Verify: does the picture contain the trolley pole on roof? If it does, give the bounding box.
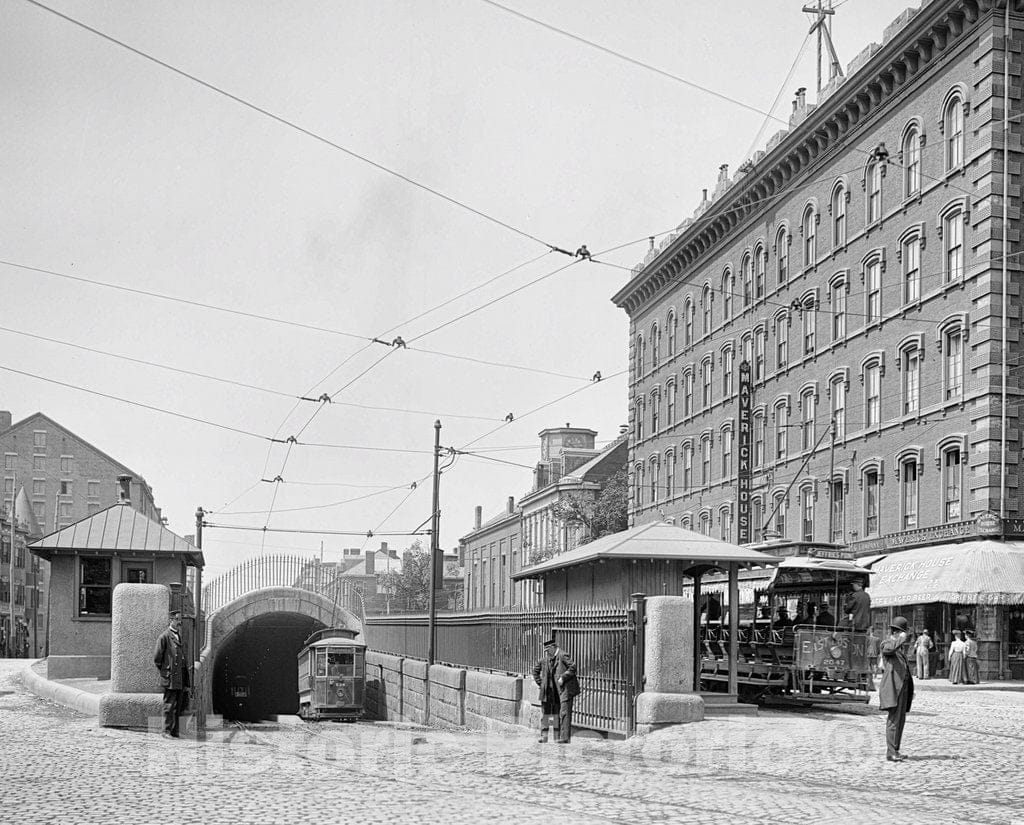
[427,420,442,668]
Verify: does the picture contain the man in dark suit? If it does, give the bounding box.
[879,616,915,762]
[153,610,190,739]
[532,637,580,743]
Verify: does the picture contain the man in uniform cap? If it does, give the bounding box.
[153,610,190,739]
[878,616,915,762]
[531,636,579,743]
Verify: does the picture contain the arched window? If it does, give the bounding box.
[774,399,788,460]
[649,455,660,504]
[753,409,766,468]
[754,327,766,380]
[722,269,734,321]
[681,441,693,491]
[684,298,694,346]
[939,441,963,521]
[826,273,846,341]
[719,505,733,542]
[667,309,677,356]
[666,379,677,424]
[700,433,712,486]
[633,463,645,509]
[720,424,734,477]
[650,322,660,368]
[771,491,788,538]
[800,388,816,450]
[721,344,735,397]
[801,294,817,355]
[942,205,965,283]
[866,158,883,223]
[862,355,884,428]
[799,484,815,541]
[635,334,645,377]
[776,226,789,284]
[900,227,922,303]
[831,182,847,246]
[682,367,694,418]
[944,93,964,170]
[701,284,712,336]
[634,398,645,441]
[741,253,753,307]
[829,476,845,543]
[774,312,789,371]
[864,252,884,324]
[665,450,676,499]
[701,357,713,408]
[903,123,921,197]
[650,388,660,434]
[899,339,922,416]
[698,510,712,536]
[863,466,881,537]
[829,372,847,440]
[940,320,965,401]
[754,244,766,299]
[802,205,817,268]
[898,453,921,529]
[751,495,764,543]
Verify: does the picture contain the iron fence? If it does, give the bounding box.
[201,554,364,620]
[364,598,645,735]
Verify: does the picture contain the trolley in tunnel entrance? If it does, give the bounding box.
[297,628,366,721]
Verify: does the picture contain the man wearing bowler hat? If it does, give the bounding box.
[878,616,915,762]
[532,636,579,743]
[153,610,190,739]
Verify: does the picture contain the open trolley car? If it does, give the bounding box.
[297,627,366,721]
[701,557,874,705]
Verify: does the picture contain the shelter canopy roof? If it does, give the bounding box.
[28,501,204,566]
[512,520,780,581]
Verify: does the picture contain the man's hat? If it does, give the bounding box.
[889,616,909,632]
[169,610,182,619]
[542,637,556,647]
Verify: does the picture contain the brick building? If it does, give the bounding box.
[1,488,43,657]
[460,427,628,609]
[1,411,161,530]
[613,1,1024,675]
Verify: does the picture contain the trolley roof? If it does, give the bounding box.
[302,627,366,649]
[767,556,871,592]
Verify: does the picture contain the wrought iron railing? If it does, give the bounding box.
[364,600,643,734]
[201,554,364,620]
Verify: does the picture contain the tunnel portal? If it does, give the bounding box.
[212,612,323,721]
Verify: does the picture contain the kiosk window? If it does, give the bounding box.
[79,557,112,616]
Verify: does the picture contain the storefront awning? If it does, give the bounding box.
[862,540,1024,607]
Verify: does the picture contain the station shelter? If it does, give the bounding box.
[29,498,204,679]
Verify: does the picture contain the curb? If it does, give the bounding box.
[19,662,102,717]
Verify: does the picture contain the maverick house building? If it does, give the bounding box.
[613,1,1024,678]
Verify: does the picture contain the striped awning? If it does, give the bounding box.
[863,540,1024,607]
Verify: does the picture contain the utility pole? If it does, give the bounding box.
[8,471,16,658]
[802,0,842,96]
[826,418,837,543]
[194,506,205,735]
[427,420,442,667]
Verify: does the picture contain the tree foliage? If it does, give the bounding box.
[552,467,629,545]
[376,541,432,611]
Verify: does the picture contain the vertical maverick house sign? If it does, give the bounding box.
[737,359,752,543]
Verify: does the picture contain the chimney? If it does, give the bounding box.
[619,424,629,435]
[117,474,132,504]
[507,496,515,515]
[474,505,482,529]
[797,86,806,107]
[566,422,571,428]
[701,188,708,203]
[648,236,655,252]
[365,550,375,575]
[0,410,11,431]
[379,540,389,555]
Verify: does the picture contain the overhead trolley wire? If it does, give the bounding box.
[24,0,560,252]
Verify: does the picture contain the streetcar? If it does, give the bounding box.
[700,557,875,705]
[297,627,367,721]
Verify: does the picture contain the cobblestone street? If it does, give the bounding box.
[2,660,1022,825]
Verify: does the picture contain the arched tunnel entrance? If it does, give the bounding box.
[212,612,325,721]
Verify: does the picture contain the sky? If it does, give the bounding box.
[1,0,914,579]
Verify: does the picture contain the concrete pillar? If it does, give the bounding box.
[635,595,704,733]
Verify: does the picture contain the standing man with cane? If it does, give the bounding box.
[153,610,190,739]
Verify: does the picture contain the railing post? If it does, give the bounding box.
[629,593,646,736]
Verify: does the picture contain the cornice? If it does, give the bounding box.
[612,0,1005,318]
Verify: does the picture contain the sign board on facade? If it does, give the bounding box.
[850,516,1024,555]
[737,360,752,544]
[806,544,855,561]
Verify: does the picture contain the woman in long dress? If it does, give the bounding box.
[947,629,967,684]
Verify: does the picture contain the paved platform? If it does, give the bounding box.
[3,658,1022,824]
